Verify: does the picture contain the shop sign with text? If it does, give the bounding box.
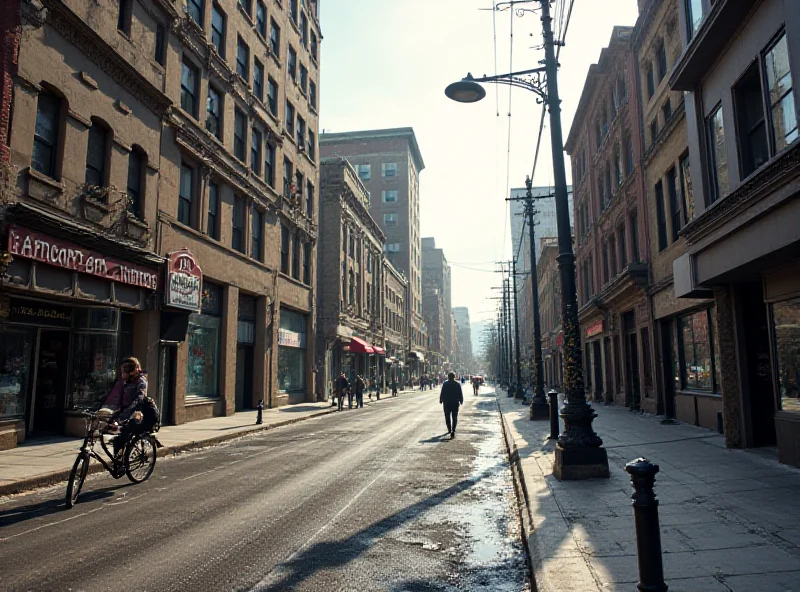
[585,320,604,339]
[166,249,203,312]
[7,225,159,290]
[278,329,306,348]
[9,298,72,327]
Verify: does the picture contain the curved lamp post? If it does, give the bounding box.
[444,0,608,480]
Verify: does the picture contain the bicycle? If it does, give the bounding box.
[65,410,161,509]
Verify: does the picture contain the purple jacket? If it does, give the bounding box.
[117,373,148,422]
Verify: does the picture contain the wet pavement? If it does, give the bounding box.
[0,386,530,592]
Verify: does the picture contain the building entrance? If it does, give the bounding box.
[31,330,70,434]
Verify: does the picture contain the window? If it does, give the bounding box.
[311,31,318,61]
[305,180,314,217]
[181,59,199,117]
[613,146,622,187]
[296,115,305,148]
[735,62,769,178]
[687,0,706,38]
[649,119,658,145]
[706,105,729,203]
[678,309,716,391]
[207,180,219,239]
[299,64,308,94]
[307,130,315,159]
[602,242,609,283]
[265,142,275,187]
[292,234,300,279]
[666,167,681,242]
[646,63,655,99]
[256,0,266,37]
[32,92,61,178]
[206,86,221,138]
[618,226,627,267]
[309,81,317,110]
[630,210,640,262]
[656,39,667,82]
[234,108,246,161]
[608,235,617,277]
[186,0,203,26]
[251,127,262,175]
[178,164,194,226]
[280,225,290,273]
[382,190,398,203]
[85,120,109,187]
[349,232,354,258]
[285,100,295,136]
[356,163,371,180]
[155,23,167,65]
[295,170,304,201]
[342,224,347,252]
[254,59,264,100]
[269,19,280,57]
[236,37,249,81]
[764,33,798,154]
[662,98,672,122]
[384,213,398,227]
[616,76,626,106]
[126,148,144,217]
[288,46,297,81]
[655,180,667,252]
[239,0,251,16]
[300,10,308,47]
[385,243,401,253]
[283,156,293,197]
[382,162,397,177]
[267,77,278,116]
[348,270,355,305]
[117,0,132,34]
[232,194,245,253]
[679,153,694,223]
[211,4,225,55]
[771,297,800,413]
[303,242,311,285]
[625,135,634,175]
[290,0,298,22]
[251,207,263,261]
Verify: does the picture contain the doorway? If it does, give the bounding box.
[158,344,177,425]
[623,312,640,410]
[592,341,603,401]
[660,320,676,419]
[235,345,254,411]
[30,330,70,434]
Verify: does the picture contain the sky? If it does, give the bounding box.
[319,0,639,354]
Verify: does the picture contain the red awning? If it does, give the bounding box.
[349,337,374,354]
[372,346,385,355]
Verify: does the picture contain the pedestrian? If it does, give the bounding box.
[355,374,365,408]
[374,378,381,400]
[439,371,464,439]
[335,372,349,411]
[256,399,264,424]
[391,377,398,397]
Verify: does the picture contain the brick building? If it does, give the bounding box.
[670,0,800,467]
[566,26,653,411]
[536,238,563,390]
[383,257,408,386]
[319,128,427,376]
[316,157,384,396]
[0,0,321,449]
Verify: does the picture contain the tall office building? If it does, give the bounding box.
[509,185,574,271]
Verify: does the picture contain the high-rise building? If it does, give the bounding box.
[422,237,452,365]
[319,128,427,366]
[453,307,473,371]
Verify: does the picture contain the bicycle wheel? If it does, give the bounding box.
[124,434,156,483]
[65,453,90,509]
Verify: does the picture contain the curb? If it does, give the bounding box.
[495,394,542,592]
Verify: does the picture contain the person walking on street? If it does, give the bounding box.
[335,373,349,411]
[355,374,366,408]
[391,377,398,397]
[440,372,464,439]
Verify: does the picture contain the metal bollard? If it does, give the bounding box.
[625,458,668,592]
[548,389,559,439]
[256,399,264,425]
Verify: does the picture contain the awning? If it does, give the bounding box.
[372,346,385,355]
[348,336,374,354]
[409,351,425,362]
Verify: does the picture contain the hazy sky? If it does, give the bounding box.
[319,0,639,341]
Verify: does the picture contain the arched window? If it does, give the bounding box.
[127,145,146,217]
[85,117,111,189]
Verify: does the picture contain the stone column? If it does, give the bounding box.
[714,286,743,448]
[221,285,239,416]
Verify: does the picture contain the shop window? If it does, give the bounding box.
[772,297,800,413]
[69,332,118,409]
[186,283,222,399]
[211,4,226,56]
[678,309,716,391]
[85,119,110,188]
[278,308,307,393]
[0,332,33,420]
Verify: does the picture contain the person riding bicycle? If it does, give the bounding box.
[108,357,154,456]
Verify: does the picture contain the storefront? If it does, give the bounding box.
[186,282,223,400]
[278,307,308,401]
[1,223,161,448]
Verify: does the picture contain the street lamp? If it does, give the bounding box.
[444,0,608,480]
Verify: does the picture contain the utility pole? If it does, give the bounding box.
[504,276,513,391]
[510,258,524,400]
[524,177,548,419]
[539,0,608,479]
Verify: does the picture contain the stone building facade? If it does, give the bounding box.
[316,157,384,397]
[537,238,563,390]
[566,26,653,412]
[383,257,408,385]
[319,128,427,374]
[670,0,800,467]
[0,0,321,449]
[421,236,452,369]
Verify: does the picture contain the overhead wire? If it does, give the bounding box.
[499,3,515,262]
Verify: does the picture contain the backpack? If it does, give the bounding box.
[136,396,161,432]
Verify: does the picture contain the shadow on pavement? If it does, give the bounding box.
[276,405,330,413]
[418,433,452,444]
[0,483,129,527]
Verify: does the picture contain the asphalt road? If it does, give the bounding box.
[0,386,530,592]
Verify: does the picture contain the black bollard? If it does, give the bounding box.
[548,389,560,439]
[256,399,264,425]
[625,458,668,592]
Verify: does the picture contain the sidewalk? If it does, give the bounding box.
[0,389,417,497]
[495,390,800,592]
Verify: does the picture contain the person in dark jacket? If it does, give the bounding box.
[354,375,366,408]
[335,373,350,411]
[439,372,464,438]
[109,357,151,456]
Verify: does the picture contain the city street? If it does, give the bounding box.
[0,387,530,592]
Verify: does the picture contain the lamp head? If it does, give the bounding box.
[444,74,486,103]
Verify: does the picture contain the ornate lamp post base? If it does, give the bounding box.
[552,403,610,480]
[530,397,549,419]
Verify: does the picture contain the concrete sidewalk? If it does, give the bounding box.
[0,389,417,497]
[495,389,800,592]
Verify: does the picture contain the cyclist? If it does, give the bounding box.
[108,357,153,456]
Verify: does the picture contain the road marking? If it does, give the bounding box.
[106,493,146,506]
[179,469,216,481]
[0,506,104,542]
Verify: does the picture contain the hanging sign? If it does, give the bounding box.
[585,320,604,339]
[165,249,203,312]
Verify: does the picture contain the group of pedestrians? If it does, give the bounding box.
[332,373,400,411]
[418,374,442,391]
